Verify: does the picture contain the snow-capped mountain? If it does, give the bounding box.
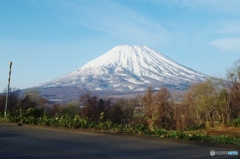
[39,45,209,92]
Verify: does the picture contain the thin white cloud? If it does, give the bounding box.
[210,37,240,52]
[52,0,171,46]
[150,0,240,15]
[183,0,240,14]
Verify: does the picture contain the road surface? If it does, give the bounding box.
[0,123,239,159]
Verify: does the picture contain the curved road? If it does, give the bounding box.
[0,123,239,159]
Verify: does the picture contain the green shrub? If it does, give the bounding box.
[96,120,113,130]
[190,133,211,142]
[153,127,167,137]
[230,118,240,127]
[186,123,205,130]
[132,124,148,134]
[38,114,51,126]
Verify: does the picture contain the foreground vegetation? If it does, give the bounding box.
[0,59,240,145]
[1,111,240,146]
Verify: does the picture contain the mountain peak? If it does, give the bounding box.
[82,45,166,69]
[39,45,209,92]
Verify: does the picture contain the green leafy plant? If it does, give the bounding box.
[230,118,240,127]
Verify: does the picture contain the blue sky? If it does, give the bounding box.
[1,0,240,91]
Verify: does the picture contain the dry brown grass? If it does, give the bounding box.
[185,126,240,137]
[205,127,240,137]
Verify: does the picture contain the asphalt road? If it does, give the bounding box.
[0,123,239,159]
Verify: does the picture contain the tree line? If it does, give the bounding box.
[0,59,239,131]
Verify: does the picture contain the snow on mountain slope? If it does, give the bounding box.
[39,45,209,91]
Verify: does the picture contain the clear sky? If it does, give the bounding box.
[0,0,240,91]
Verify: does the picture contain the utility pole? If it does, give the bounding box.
[4,61,12,118]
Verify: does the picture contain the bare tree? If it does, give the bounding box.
[226,59,240,118]
[141,87,173,130]
[79,92,111,122]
